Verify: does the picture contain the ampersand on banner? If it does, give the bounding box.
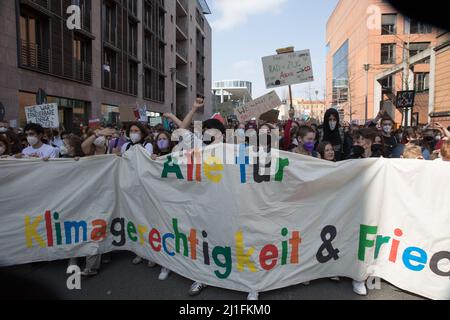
[316,225,340,263]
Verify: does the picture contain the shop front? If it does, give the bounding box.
[18,91,90,132]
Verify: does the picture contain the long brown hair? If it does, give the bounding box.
[65,134,85,157]
[0,135,11,155]
[153,131,173,156]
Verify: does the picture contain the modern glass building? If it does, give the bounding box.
[332,40,349,107]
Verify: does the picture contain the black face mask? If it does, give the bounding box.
[352,145,365,157]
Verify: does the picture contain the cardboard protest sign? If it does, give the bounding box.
[262,50,314,89]
[25,103,59,128]
[119,106,138,122]
[259,109,280,123]
[234,91,282,123]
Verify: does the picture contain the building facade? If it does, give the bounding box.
[326,0,438,125]
[0,0,212,131]
[212,80,253,117]
[278,99,326,122]
[429,31,450,127]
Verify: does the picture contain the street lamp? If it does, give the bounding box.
[364,64,371,123]
[170,67,177,115]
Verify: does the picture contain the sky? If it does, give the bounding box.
[207,0,339,101]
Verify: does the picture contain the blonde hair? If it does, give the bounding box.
[402,143,423,159]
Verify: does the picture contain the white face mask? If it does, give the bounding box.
[60,145,69,155]
[383,125,393,134]
[0,146,5,155]
[27,136,39,146]
[0,127,7,133]
[329,121,337,131]
[435,135,442,141]
[94,136,106,147]
[130,133,141,144]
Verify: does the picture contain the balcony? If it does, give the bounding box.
[24,0,49,10]
[196,9,205,31]
[176,23,188,41]
[176,71,188,88]
[176,0,188,16]
[176,44,188,65]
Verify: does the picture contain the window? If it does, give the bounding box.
[143,0,166,102]
[19,12,49,71]
[332,40,349,105]
[381,43,396,64]
[128,61,138,95]
[103,1,116,45]
[409,42,430,57]
[73,36,91,82]
[103,48,117,90]
[410,19,432,34]
[129,22,138,56]
[128,0,138,16]
[381,75,394,94]
[381,14,397,35]
[415,73,429,92]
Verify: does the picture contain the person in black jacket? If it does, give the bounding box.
[322,109,344,161]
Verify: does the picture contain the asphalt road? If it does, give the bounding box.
[0,251,424,300]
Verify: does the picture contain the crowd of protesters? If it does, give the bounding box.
[1,99,449,300]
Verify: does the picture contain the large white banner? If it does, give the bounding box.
[0,145,449,300]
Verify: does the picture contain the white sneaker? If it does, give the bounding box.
[132,256,143,265]
[247,292,259,301]
[188,282,207,296]
[352,280,368,296]
[158,267,171,280]
[330,277,341,282]
[147,260,156,268]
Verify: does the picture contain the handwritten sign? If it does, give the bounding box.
[262,50,314,89]
[234,91,282,123]
[25,103,59,128]
[149,117,163,127]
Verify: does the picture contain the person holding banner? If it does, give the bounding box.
[151,131,174,160]
[42,128,61,155]
[317,141,336,162]
[170,97,228,298]
[81,128,116,156]
[60,134,84,159]
[108,126,127,155]
[292,126,318,158]
[121,122,153,156]
[18,124,59,159]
